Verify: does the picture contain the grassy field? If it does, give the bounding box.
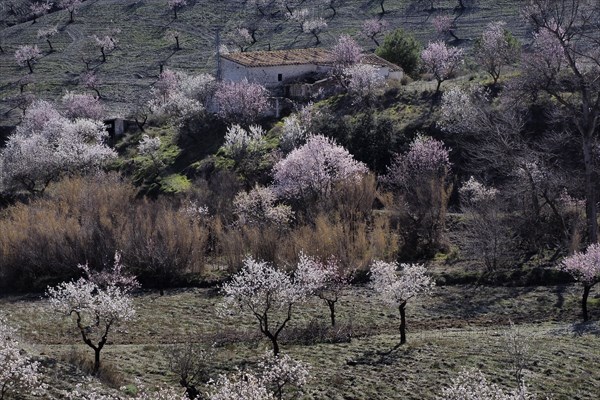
[0,0,527,126]
[2,281,600,399]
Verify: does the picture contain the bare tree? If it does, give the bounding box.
[522,0,600,244]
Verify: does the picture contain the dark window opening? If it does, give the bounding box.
[278,73,283,82]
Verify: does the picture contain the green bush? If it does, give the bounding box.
[375,28,422,77]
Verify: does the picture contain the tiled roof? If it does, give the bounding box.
[220,48,402,71]
[361,54,403,72]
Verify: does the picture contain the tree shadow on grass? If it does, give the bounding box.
[350,341,411,366]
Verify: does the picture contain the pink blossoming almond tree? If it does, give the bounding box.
[208,370,274,400]
[59,0,82,23]
[29,1,52,24]
[370,261,434,345]
[233,185,294,227]
[61,91,104,120]
[91,31,119,62]
[302,17,327,45]
[362,18,388,47]
[257,352,310,400]
[560,243,600,322]
[331,34,363,69]
[421,41,464,94]
[343,63,385,104]
[431,15,459,42]
[0,100,116,194]
[381,135,452,250]
[214,78,269,125]
[207,351,309,400]
[272,135,368,202]
[15,45,42,73]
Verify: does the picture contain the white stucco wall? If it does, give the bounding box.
[220,58,402,87]
[221,59,327,87]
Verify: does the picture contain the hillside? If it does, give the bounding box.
[0,0,528,126]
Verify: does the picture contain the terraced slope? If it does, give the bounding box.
[0,0,527,126]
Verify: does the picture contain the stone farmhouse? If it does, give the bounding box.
[219,48,403,99]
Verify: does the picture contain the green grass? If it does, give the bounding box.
[2,283,600,399]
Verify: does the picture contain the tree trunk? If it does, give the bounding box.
[269,334,280,356]
[93,348,101,374]
[582,134,598,244]
[399,302,407,345]
[47,39,53,52]
[582,284,591,322]
[313,32,320,45]
[328,300,336,327]
[26,60,33,74]
[101,47,106,62]
[380,0,385,14]
[174,8,178,19]
[69,10,74,23]
[449,30,460,42]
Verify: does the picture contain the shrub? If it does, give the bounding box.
[375,28,421,76]
[0,174,209,293]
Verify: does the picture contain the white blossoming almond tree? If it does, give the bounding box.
[221,256,308,356]
[0,100,116,195]
[46,256,137,374]
[91,31,119,62]
[370,261,434,345]
[37,25,58,52]
[0,317,46,399]
[207,352,310,400]
[295,253,349,327]
[258,352,310,400]
[167,0,187,19]
[65,380,189,400]
[560,243,600,322]
[208,370,274,400]
[438,369,536,400]
[233,185,294,227]
[59,0,82,23]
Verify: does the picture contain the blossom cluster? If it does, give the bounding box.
[0,317,46,399]
[370,261,435,306]
[273,135,368,199]
[214,78,269,124]
[382,135,451,189]
[233,185,294,227]
[561,243,600,286]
